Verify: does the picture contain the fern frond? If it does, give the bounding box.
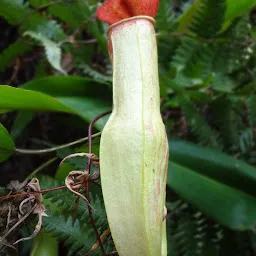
[156,0,177,32]
[213,16,252,73]
[43,215,103,256]
[219,229,254,255]
[40,176,113,255]
[172,38,202,72]
[78,64,112,84]
[178,95,222,149]
[167,200,222,256]
[158,37,180,71]
[167,198,255,255]
[40,176,105,222]
[211,96,243,151]
[211,73,237,92]
[183,44,213,82]
[189,0,226,38]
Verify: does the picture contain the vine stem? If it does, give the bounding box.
[26,157,58,180]
[0,180,100,201]
[0,183,83,201]
[86,110,112,256]
[15,132,102,154]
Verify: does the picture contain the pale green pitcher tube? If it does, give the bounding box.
[100,16,168,256]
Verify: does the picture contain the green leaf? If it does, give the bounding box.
[48,2,106,50]
[213,16,251,73]
[211,96,242,149]
[24,31,66,74]
[156,0,176,32]
[0,0,31,24]
[29,0,51,8]
[0,40,32,72]
[211,73,237,92]
[21,76,112,129]
[31,230,58,256]
[43,215,103,255]
[169,139,256,197]
[0,123,15,162]
[39,175,113,255]
[0,77,112,130]
[21,15,66,41]
[225,0,256,22]
[167,161,256,230]
[177,0,226,37]
[172,38,201,72]
[78,64,112,84]
[48,2,92,29]
[177,0,201,32]
[179,0,256,33]
[189,0,226,38]
[0,86,72,113]
[178,95,222,149]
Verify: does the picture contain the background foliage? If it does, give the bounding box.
[0,0,256,255]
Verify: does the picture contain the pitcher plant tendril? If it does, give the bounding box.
[97,1,169,256]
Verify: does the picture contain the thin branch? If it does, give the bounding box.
[15,132,102,154]
[0,184,79,201]
[0,180,100,201]
[58,38,97,47]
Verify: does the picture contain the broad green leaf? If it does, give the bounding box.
[24,31,66,74]
[0,77,112,130]
[48,2,92,29]
[169,139,256,197]
[0,86,72,113]
[167,161,256,230]
[0,0,31,24]
[21,76,112,129]
[0,40,32,72]
[56,97,110,129]
[225,0,256,22]
[31,230,58,256]
[21,76,107,97]
[0,123,15,162]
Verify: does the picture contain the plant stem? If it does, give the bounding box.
[15,132,102,154]
[26,157,58,180]
[86,110,111,256]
